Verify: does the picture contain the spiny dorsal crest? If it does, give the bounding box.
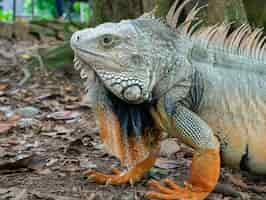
[167,0,266,63]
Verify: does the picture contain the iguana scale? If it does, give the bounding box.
[70,0,266,199]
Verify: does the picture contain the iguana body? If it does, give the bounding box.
[197,65,266,173]
[70,0,266,199]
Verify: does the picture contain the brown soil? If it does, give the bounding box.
[0,39,266,200]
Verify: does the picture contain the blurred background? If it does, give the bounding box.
[0,0,91,22]
[1,0,265,26]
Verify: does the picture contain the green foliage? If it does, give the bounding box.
[25,0,56,20]
[0,9,12,22]
[40,42,74,70]
[24,0,91,22]
[243,0,266,28]
[92,0,107,25]
[81,2,91,22]
[73,2,81,11]
[70,2,91,22]
[224,0,248,25]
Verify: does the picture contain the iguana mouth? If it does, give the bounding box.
[73,56,93,78]
[73,54,122,84]
[73,55,98,93]
[73,46,124,72]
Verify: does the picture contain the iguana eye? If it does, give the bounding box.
[100,34,115,48]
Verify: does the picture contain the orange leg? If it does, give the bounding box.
[84,147,159,185]
[146,148,220,200]
[87,105,161,185]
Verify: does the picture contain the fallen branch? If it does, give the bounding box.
[214,183,245,199]
[19,66,31,86]
[227,174,266,194]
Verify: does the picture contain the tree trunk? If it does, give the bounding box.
[143,0,156,12]
[243,0,266,27]
[155,0,248,25]
[208,0,248,25]
[155,0,173,17]
[90,0,145,26]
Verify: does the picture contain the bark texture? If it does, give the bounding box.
[90,0,145,25]
[143,0,156,12]
[243,0,266,27]
[208,0,248,25]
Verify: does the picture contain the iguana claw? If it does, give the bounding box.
[84,146,158,186]
[85,168,131,185]
[146,179,204,200]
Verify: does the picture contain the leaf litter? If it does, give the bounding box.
[0,38,265,200]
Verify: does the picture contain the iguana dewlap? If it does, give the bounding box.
[70,0,266,199]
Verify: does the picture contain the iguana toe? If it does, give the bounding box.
[146,180,204,200]
[84,169,129,185]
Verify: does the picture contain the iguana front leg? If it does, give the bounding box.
[85,147,158,185]
[147,105,220,200]
[84,105,160,185]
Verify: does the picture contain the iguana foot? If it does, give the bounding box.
[85,146,159,185]
[146,149,220,200]
[85,167,136,185]
[146,179,207,200]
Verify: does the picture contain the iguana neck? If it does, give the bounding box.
[93,84,159,138]
[150,36,195,110]
[178,70,205,112]
[106,90,157,137]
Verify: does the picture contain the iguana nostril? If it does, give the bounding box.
[77,35,80,41]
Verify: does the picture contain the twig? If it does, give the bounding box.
[19,66,31,86]
[214,183,245,199]
[35,50,48,76]
[227,174,266,194]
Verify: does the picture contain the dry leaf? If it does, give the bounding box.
[0,114,20,134]
[226,174,248,188]
[19,53,31,60]
[47,111,81,120]
[30,191,79,200]
[160,138,180,157]
[0,83,9,91]
[0,122,14,134]
[15,106,40,118]
[155,158,178,169]
[0,187,28,200]
[36,93,62,101]
[0,154,46,172]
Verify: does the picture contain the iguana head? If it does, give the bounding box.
[71,17,179,104]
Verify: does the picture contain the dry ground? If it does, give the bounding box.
[0,39,266,200]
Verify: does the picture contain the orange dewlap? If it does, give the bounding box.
[96,105,160,168]
[127,136,151,167]
[97,107,126,163]
[87,106,161,185]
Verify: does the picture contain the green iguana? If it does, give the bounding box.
[70,0,266,199]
